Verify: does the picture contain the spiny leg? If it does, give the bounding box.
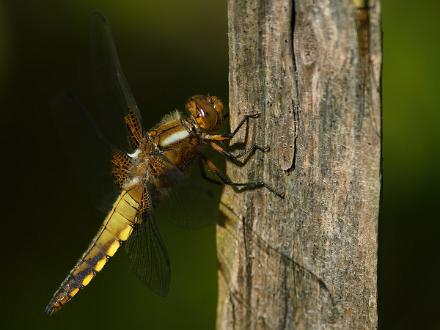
[209,141,269,167]
[227,113,261,139]
[204,113,269,165]
[204,113,261,142]
[199,155,284,198]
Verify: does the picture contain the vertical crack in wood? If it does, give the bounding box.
[278,0,299,172]
[290,0,299,173]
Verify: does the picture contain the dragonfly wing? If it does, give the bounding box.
[90,12,144,151]
[51,92,119,213]
[156,162,221,229]
[125,213,171,296]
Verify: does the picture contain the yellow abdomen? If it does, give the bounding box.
[45,188,141,315]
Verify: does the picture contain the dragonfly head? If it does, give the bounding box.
[186,95,223,132]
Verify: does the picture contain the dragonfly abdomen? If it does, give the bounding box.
[45,188,141,315]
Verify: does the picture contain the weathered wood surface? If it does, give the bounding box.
[216,0,381,329]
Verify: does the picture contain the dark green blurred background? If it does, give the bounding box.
[0,1,438,329]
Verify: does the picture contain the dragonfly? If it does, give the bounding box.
[45,13,283,315]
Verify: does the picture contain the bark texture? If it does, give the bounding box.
[216,0,381,329]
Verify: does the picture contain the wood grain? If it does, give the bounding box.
[217,0,381,329]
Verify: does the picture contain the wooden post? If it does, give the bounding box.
[217,0,381,329]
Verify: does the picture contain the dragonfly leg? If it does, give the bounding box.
[199,155,284,198]
[204,113,269,165]
[209,141,269,166]
[227,113,261,139]
[205,113,261,141]
[198,158,222,185]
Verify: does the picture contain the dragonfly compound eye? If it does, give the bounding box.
[186,95,223,131]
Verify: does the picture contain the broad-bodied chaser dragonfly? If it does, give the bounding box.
[45,13,283,315]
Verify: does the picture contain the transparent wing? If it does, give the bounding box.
[155,163,221,229]
[51,92,119,213]
[125,214,171,296]
[90,12,144,151]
